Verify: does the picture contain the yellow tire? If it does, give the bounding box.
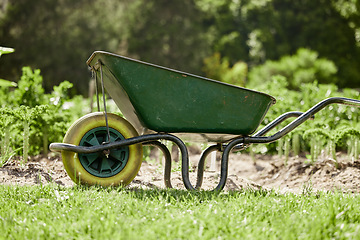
[61,112,142,187]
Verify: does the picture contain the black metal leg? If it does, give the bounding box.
[143,141,173,188]
[195,145,221,190]
[195,139,249,192]
[215,137,245,191]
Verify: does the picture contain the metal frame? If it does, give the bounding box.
[50,96,360,191]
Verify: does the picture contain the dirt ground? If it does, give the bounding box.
[1,150,360,194]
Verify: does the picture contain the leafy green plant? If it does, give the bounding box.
[0,113,18,167]
[0,106,48,164]
[33,80,74,155]
[303,129,333,164]
[0,114,13,156]
[11,67,45,107]
[284,136,291,166]
[203,52,247,86]
[292,133,302,157]
[277,137,284,158]
[247,48,338,90]
[276,134,294,166]
[336,128,360,162]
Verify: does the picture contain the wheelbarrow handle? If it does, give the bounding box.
[245,97,360,144]
[253,111,314,137]
[231,111,313,151]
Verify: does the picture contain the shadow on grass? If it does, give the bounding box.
[71,183,278,202]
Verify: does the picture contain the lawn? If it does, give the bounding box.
[1,185,360,239]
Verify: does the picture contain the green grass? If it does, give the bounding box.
[1,185,360,239]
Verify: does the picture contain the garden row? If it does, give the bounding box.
[251,76,360,164]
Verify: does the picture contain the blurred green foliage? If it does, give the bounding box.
[202,52,247,86]
[0,0,359,95]
[247,48,338,90]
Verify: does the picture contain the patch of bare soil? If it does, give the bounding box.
[1,152,359,194]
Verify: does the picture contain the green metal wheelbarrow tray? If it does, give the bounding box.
[50,51,360,191]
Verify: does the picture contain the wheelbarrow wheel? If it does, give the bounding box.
[61,112,142,187]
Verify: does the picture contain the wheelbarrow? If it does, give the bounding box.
[50,51,360,191]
